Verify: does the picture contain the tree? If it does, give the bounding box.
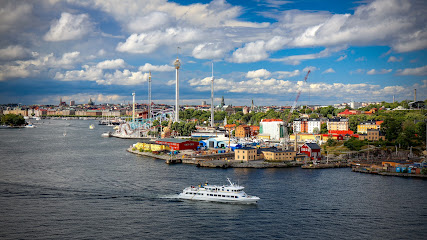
[381,117,402,141]
[320,122,328,134]
[344,137,365,151]
[1,114,25,126]
[312,127,320,134]
[309,113,319,118]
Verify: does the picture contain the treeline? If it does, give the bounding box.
[1,114,26,126]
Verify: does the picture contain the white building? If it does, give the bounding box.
[260,119,286,140]
[349,101,362,109]
[293,118,321,134]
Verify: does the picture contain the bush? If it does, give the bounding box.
[344,137,366,151]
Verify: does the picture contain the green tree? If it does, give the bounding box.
[381,117,402,141]
[1,114,25,126]
[344,137,365,151]
[309,113,319,119]
[320,122,328,134]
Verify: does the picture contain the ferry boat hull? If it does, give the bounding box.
[178,178,260,204]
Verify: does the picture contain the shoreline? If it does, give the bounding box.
[352,167,427,178]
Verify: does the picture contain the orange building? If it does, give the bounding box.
[235,125,251,138]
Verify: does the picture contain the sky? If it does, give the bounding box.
[0,0,426,106]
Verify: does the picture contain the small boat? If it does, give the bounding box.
[25,123,36,128]
[178,178,260,204]
[101,132,111,137]
[89,124,95,129]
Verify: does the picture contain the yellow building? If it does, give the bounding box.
[358,129,385,141]
[134,142,170,152]
[235,148,257,161]
[289,133,323,142]
[327,118,349,131]
[357,120,383,134]
[262,149,296,161]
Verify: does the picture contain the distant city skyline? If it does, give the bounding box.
[0,0,426,106]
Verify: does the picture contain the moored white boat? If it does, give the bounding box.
[89,124,95,129]
[178,178,260,204]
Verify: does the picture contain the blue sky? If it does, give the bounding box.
[0,0,426,106]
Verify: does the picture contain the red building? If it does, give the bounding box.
[155,138,199,151]
[299,143,321,160]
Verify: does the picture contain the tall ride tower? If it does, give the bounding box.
[148,71,152,126]
[132,92,135,123]
[174,56,181,122]
[211,62,214,128]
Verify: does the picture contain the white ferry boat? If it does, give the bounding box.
[178,178,260,204]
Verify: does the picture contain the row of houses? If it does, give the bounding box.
[234,143,321,162]
[292,118,384,134]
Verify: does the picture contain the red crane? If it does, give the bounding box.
[282,70,310,149]
[286,70,310,124]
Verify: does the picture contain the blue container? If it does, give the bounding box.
[396,167,401,173]
[408,168,412,173]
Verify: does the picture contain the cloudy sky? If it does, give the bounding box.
[0,0,426,106]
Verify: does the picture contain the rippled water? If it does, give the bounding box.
[0,120,426,239]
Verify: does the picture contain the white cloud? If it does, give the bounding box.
[230,41,269,63]
[98,70,148,85]
[322,68,335,74]
[0,45,31,60]
[274,70,300,78]
[0,64,31,81]
[192,42,233,59]
[96,59,126,69]
[139,63,174,72]
[44,12,93,41]
[366,69,392,75]
[387,56,402,62]
[0,2,32,33]
[54,65,103,82]
[127,11,171,32]
[0,51,81,81]
[336,55,347,61]
[303,66,318,72]
[396,65,427,76]
[116,27,206,54]
[350,69,365,74]
[271,46,346,65]
[246,69,271,79]
[355,56,366,62]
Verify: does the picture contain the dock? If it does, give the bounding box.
[301,162,350,169]
[352,167,427,178]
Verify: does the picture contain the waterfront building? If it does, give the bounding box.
[358,129,385,141]
[260,119,286,140]
[262,149,296,161]
[234,147,257,161]
[202,137,228,149]
[299,143,321,160]
[327,118,349,131]
[357,120,383,134]
[155,138,199,151]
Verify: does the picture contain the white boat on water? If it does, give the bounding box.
[25,123,35,128]
[89,124,95,129]
[101,132,111,137]
[178,178,260,204]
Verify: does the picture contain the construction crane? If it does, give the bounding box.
[282,70,311,149]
